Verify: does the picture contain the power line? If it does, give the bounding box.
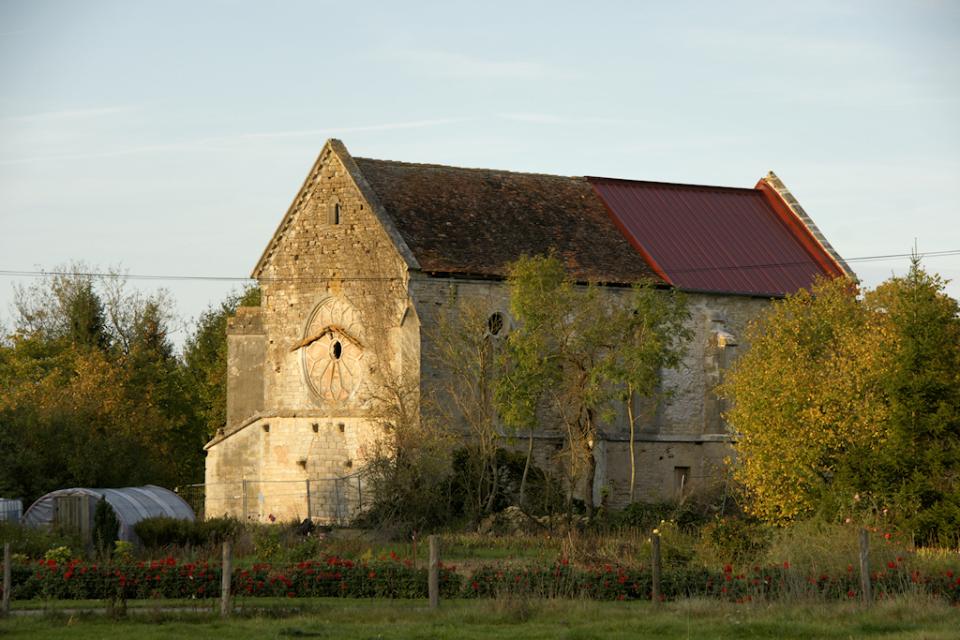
[0,248,957,283]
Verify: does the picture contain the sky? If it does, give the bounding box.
[1,0,958,349]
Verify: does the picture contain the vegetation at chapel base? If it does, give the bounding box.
[722,259,960,541]
[494,253,691,517]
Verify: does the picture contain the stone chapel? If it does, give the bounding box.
[203,139,853,522]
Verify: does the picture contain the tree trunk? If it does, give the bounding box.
[584,438,596,520]
[627,384,636,503]
[484,456,499,514]
[518,431,534,508]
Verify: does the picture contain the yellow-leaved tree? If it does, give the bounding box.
[720,276,894,524]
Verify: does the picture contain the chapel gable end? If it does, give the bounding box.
[252,140,412,285]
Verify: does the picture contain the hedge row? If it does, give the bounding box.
[4,555,959,603]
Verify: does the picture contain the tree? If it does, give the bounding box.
[722,262,960,539]
[496,254,690,517]
[859,260,960,540]
[357,371,455,534]
[13,266,110,350]
[427,294,503,519]
[182,286,261,440]
[603,284,691,502]
[0,268,217,500]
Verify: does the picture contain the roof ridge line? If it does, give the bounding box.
[353,156,585,181]
[587,175,759,193]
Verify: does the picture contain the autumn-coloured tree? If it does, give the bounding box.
[723,262,960,539]
[0,270,256,501]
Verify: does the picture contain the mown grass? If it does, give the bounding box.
[2,595,959,639]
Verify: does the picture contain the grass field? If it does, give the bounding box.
[2,596,959,639]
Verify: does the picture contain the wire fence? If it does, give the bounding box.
[3,531,958,613]
[175,476,367,525]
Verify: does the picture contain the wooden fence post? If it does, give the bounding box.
[221,539,233,618]
[651,532,661,605]
[428,535,440,609]
[859,529,872,606]
[2,542,10,617]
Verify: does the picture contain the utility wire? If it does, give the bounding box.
[0,249,957,283]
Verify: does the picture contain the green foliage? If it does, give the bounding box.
[448,448,567,522]
[859,261,960,542]
[723,261,960,541]
[113,540,134,562]
[697,518,773,565]
[0,522,79,559]
[496,253,690,514]
[43,545,74,564]
[93,497,120,557]
[133,516,242,549]
[183,285,261,440]
[357,374,456,535]
[0,272,261,503]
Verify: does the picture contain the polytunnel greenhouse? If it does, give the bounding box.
[22,485,195,544]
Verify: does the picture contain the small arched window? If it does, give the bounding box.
[332,203,341,225]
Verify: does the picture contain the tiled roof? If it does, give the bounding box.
[353,157,662,284]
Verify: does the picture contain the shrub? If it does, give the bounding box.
[0,521,80,559]
[198,516,243,545]
[93,497,120,558]
[698,517,773,566]
[134,516,196,548]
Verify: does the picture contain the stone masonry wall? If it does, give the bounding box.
[207,147,411,521]
[412,278,772,506]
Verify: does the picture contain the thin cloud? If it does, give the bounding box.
[1,106,132,124]
[499,112,643,126]
[0,116,476,165]
[383,49,572,80]
[238,117,477,140]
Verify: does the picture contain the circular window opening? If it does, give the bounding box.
[487,312,504,336]
[331,340,343,359]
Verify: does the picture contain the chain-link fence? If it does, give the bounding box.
[175,475,367,525]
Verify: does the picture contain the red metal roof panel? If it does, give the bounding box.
[588,177,835,296]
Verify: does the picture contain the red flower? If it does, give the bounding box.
[368,571,376,579]
[847,590,856,598]
[723,564,733,573]
[887,561,897,569]
[471,581,479,591]
[847,564,854,573]
[782,562,790,569]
